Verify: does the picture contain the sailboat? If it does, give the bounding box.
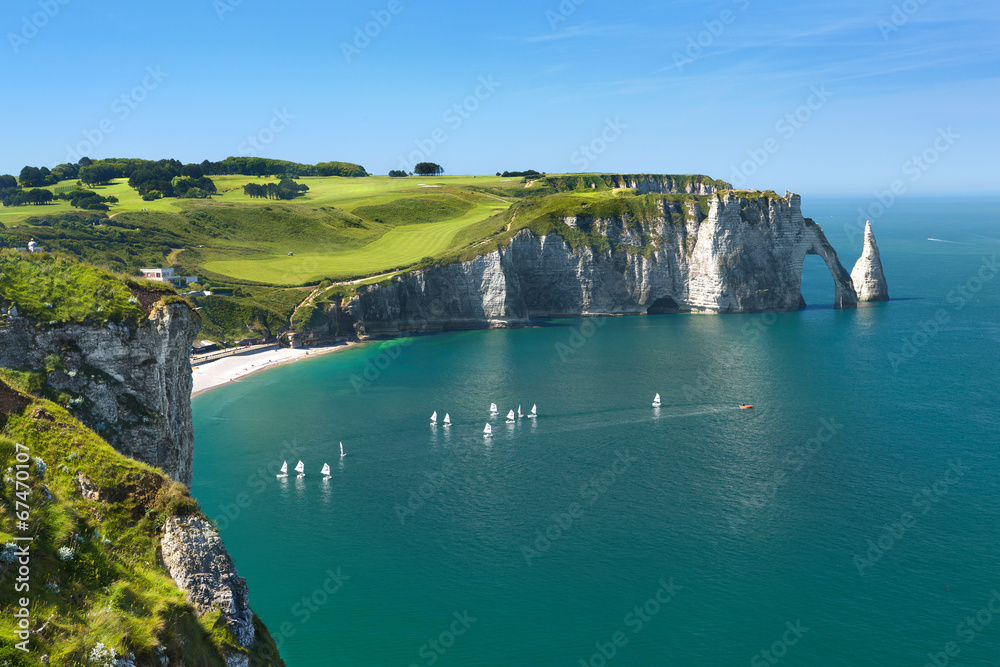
[321,463,331,479]
[443,413,451,427]
[489,403,498,416]
[276,461,288,478]
[483,423,492,437]
[517,405,523,418]
[506,409,516,423]
[430,411,438,425]
[652,393,661,407]
[527,404,537,418]
[339,441,345,457]
[294,460,305,478]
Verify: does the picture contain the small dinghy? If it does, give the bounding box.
[527,404,537,419]
[739,404,754,410]
[506,409,516,423]
[483,423,493,437]
[443,413,451,427]
[276,461,288,478]
[294,460,305,478]
[489,403,498,416]
[652,393,661,407]
[430,411,438,425]
[339,441,345,457]
[321,463,331,480]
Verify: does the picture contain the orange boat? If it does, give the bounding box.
[739,404,754,409]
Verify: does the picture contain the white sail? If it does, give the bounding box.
[483,423,492,436]
[490,403,498,415]
[443,413,451,425]
[321,463,331,476]
[294,460,305,476]
[277,461,288,476]
[528,404,537,417]
[339,441,345,457]
[430,411,437,423]
[517,405,522,417]
[506,410,515,422]
[652,393,661,406]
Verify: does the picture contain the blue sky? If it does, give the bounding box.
[2,0,997,193]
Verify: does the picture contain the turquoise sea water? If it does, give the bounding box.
[192,196,1000,666]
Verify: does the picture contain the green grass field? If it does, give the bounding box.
[2,175,521,285]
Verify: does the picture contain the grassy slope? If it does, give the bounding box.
[0,373,283,665]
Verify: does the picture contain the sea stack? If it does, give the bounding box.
[851,220,889,301]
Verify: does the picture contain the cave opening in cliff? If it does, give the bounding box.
[647,296,680,315]
[799,254,834,309]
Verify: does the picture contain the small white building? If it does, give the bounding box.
[141,268,176,282]
[140,269,199,286]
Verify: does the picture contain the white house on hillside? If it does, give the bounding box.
[140,268,199,285]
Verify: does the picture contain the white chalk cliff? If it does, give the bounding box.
[850,220,890,301]
[344,190,860,335]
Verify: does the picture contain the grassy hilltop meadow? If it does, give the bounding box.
[0,159,747,344]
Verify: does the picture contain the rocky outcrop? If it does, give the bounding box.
[0,301,199,484]
[851,220,889,301]
[344,191,858,336]
[160,516,255,659]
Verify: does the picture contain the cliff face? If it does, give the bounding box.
[161,516,256,665]
[344,192,858,335]
[0,300,199,485]
[851,220,890,301]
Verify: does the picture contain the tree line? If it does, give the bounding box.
[243,179,310,200]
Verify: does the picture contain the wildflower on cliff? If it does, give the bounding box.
[57,546,75,561]
[33,456,46,476]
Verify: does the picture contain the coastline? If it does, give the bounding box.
[191,341,360,397]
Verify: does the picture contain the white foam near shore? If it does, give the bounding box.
[191,342,357,397]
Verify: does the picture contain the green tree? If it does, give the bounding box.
[413,162,443,176]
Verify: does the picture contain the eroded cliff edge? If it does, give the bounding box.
[343,190,859,336]
[0,299,199,485]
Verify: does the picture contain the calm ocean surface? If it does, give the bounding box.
[192,196,1000,666]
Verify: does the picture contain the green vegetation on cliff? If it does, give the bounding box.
[0,375,283,665]
[0,250,168,327]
